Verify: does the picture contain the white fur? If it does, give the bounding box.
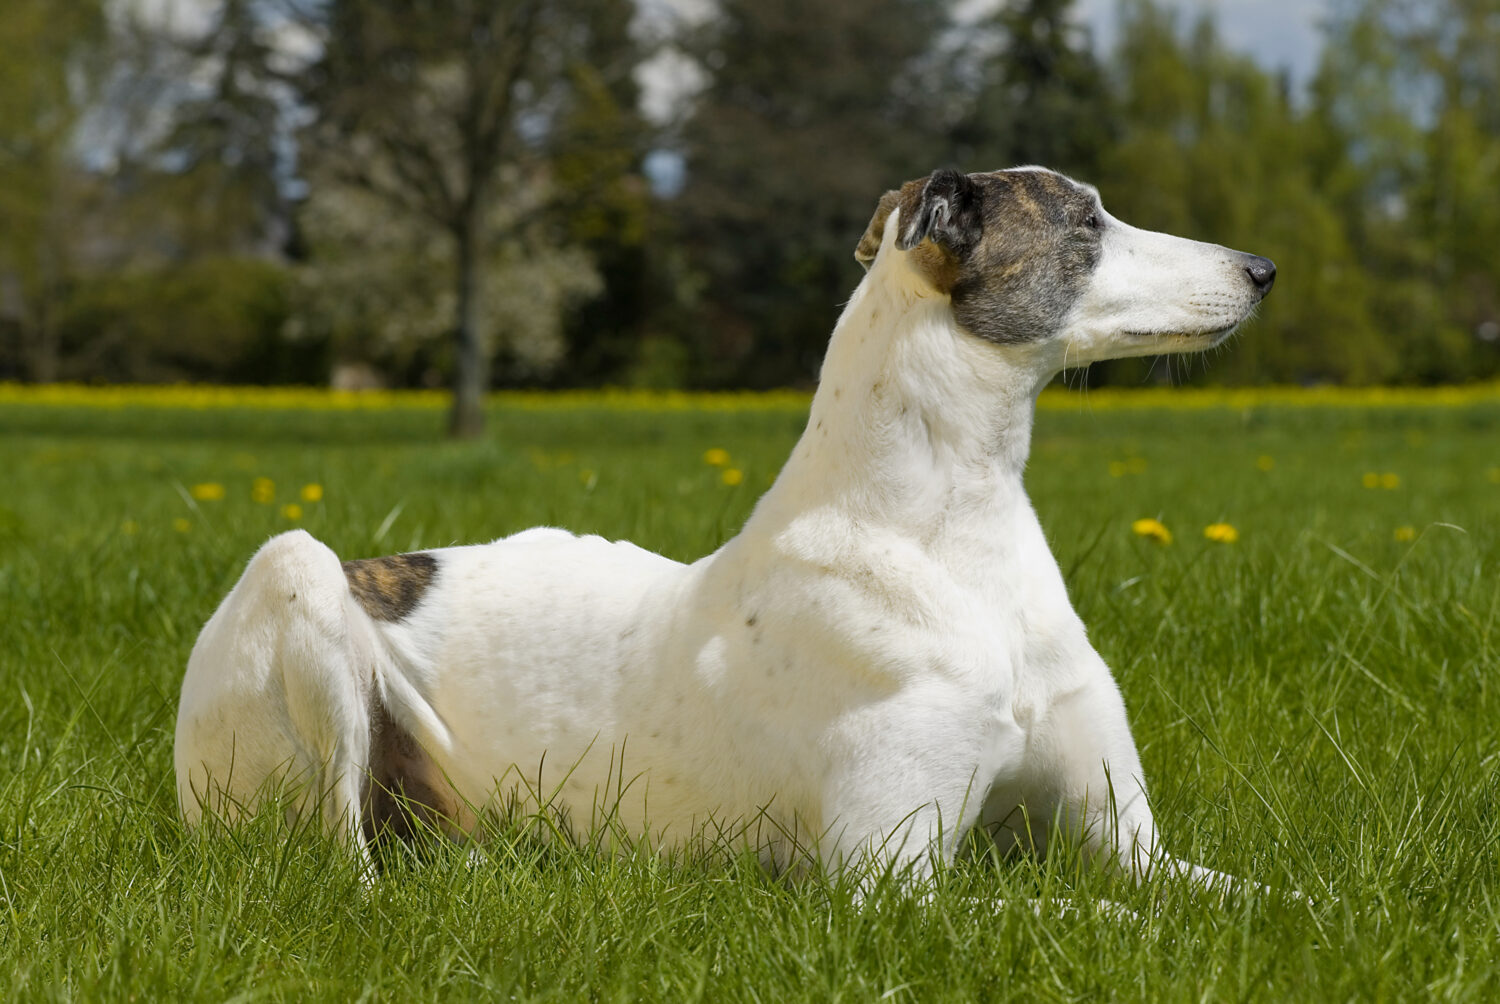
[1061,208,1266,362]
[176,184,1264,894]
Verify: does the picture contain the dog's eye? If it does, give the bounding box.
[1083,212,1101,231]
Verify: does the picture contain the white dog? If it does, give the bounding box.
[176,167,1276,893]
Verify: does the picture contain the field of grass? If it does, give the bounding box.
[2,386,1498,1000]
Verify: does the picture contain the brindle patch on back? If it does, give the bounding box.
[342,551,438,621]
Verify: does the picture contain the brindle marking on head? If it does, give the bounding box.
[854,167,1105,345]
[342,551,438,621]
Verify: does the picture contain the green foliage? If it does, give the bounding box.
[2,397,1498,996]
[1302,0,1500,383]
[298,0,656,428]
[675,0,953,385]
[55,257,317,384]
[5,0,1500,389]
[1092,5,1390,386]
[150,0,289,257]
[952,0,1113,176]
[0,0,106,381]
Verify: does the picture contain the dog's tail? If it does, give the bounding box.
[174,529,374,849]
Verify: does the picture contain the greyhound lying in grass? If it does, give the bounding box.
[176,166,1276,894]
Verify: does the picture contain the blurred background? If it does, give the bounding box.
[2,0,1498,411]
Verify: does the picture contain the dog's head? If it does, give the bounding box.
[855,167,1275,365]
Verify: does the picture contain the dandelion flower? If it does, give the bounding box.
[1203,522,1239,543]
[1488,467,1500,485]
[1132,518,1172,545]
[703,448,731,467]
[721,468,744,486]
[280,503,303,521]
[120,519,140,536]
[1361,472,1380,489]
[1126,456,1148,474]
[1256,455,1275,472]
[1394,525,1417,542]
[1379,472,1401,490]
[1108,461,1128,478]
[300,483,324,503]
[190,482,225,501]
[173,517,192,534]
[251,477,276,503]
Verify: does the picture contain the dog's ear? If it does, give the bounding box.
[854,169,982,274]
[854,189,903,271]
[896,168,982,256]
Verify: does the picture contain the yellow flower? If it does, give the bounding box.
[120,519,140,536]
[1108,461,1128,478]
[1394,525,1417,542]
[1256,455,1275,471]
[251,477,275,503]
[300,483,324,503]
[172,517,192,533]
[721,468,744,486]
[280,503,303,521]
[190,482,225,501]
[1126,456,1148,474]
[1488,467,1500,484]
[1379,472,1401,490]
[1361,472,1380,489]
[1203,522,1239,543]
[1132,518,1172,545]
[703,447,731,467]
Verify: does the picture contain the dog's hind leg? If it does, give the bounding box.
[175,530,374,863]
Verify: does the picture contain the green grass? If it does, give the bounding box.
[2,393,1498,1000]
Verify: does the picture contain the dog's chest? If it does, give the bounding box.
[747,503,1082,703]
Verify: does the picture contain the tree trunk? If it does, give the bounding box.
[448,214,486,439]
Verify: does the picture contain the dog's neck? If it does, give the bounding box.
[746,248,1062,542]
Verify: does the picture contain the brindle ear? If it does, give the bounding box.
[855,169,983,273]
[854,189,903,271]
[895,168,982,256]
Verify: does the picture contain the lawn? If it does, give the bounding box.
[1,386,1497,1000]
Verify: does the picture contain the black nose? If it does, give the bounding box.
[1244,255,1276,293]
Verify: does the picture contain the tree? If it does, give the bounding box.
[148,0,293,258]
[1076,1,1388,386]
[950,0,1112,177]
[292,171,601,385]
[551,0,654,385]
[673,0,956,386]
[300,0,627,435]
[1311,0,1500,382]
[0,0,107,381]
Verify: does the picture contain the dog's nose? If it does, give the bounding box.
[1244,255,1276,294]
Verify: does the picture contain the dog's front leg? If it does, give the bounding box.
[819,718,996,893]
[1027,659,1248,898]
